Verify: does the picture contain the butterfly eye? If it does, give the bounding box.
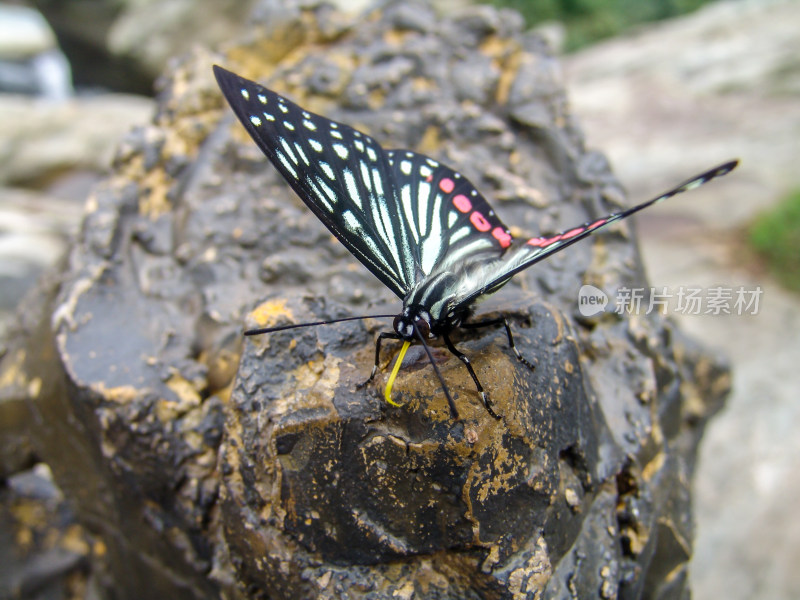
[414,315,431,339]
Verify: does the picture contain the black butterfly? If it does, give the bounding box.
[213,65,738,420]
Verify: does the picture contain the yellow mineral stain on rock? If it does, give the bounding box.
[392,580,415,600]
[91,383,138,404]
[383,29,413,46]
[366,89,385,110]
[166,373,202,407]
[250,299,294,328]
[0,349,26,388]
[412,77,434,93]
[417,125,442,155]
[60,524,90,555]
[27,377,42,399]
[642,451,665,483]
[317,570,333,589]
[494,46,524,106]
[479,35,514,61]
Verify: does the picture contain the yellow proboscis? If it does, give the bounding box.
[384,340,411,407]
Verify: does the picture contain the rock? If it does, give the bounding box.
[0,188,82,338]
[0,93,154,187]
[0,4,72,99]
[0,465,93,599]
[0,0,730,598]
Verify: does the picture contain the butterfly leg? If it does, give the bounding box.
[358,331,403,388]
[442,334,501,420]
[461,317,536,371]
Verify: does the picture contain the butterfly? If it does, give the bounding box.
[213,65,738,420]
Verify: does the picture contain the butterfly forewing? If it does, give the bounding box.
[214,65,417,297]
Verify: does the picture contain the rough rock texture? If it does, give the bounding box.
[0,0,730,598]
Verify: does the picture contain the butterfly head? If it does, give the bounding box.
[393,306,433,341]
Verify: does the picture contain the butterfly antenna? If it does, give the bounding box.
[244,314,394,336]
[414,324,459,419]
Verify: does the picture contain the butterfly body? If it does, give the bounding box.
[213,65,738,419]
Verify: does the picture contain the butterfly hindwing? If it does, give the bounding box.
[386,149,512,277]
[448,159,740,311]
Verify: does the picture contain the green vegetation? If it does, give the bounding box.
[486,0,716,51]
[749,189,800,292]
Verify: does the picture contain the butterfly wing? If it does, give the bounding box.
[384,149,512,277]
[214,65,513,299]
[449,160,739,310]
[215,65,416,297]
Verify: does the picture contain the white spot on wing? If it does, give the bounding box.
[343,169,360,207]
[331,130,343,140]
[309,139,323,153]
[333,144,349,160]
[303,119,317,131]
[314,176,337,206]
[355,140,365,152]
[401,184,418,243]
[400,160,412,176]
[420,195,443,274]
[377,199,402,273]
[249,115,262,126]
[306,176,333,211]
[343,210,360,233]
[449,226,470,244]
[294,142,309,165]
[320,162,335,180]
[367,147,378,162]
[263,112,275,121]
[275,150,297,178]
[284,121,295,131]
[372,167,384,198]
[417,183,430,236]
[279,137,298,164]
[240,89,250,100]
[359,161,372,195]
[258,94,267,104]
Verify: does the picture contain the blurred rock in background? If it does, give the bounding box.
[0,4,71,99]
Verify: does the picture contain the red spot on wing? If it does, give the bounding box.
[453,194,472,213]
[589,219,607,229]
[560,227,585,240]
[470,211,491,232]
[527,235,561,247]
[492,227,512,248]
[439,178,455,193]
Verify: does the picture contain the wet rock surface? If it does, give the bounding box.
[1,0,731,598]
